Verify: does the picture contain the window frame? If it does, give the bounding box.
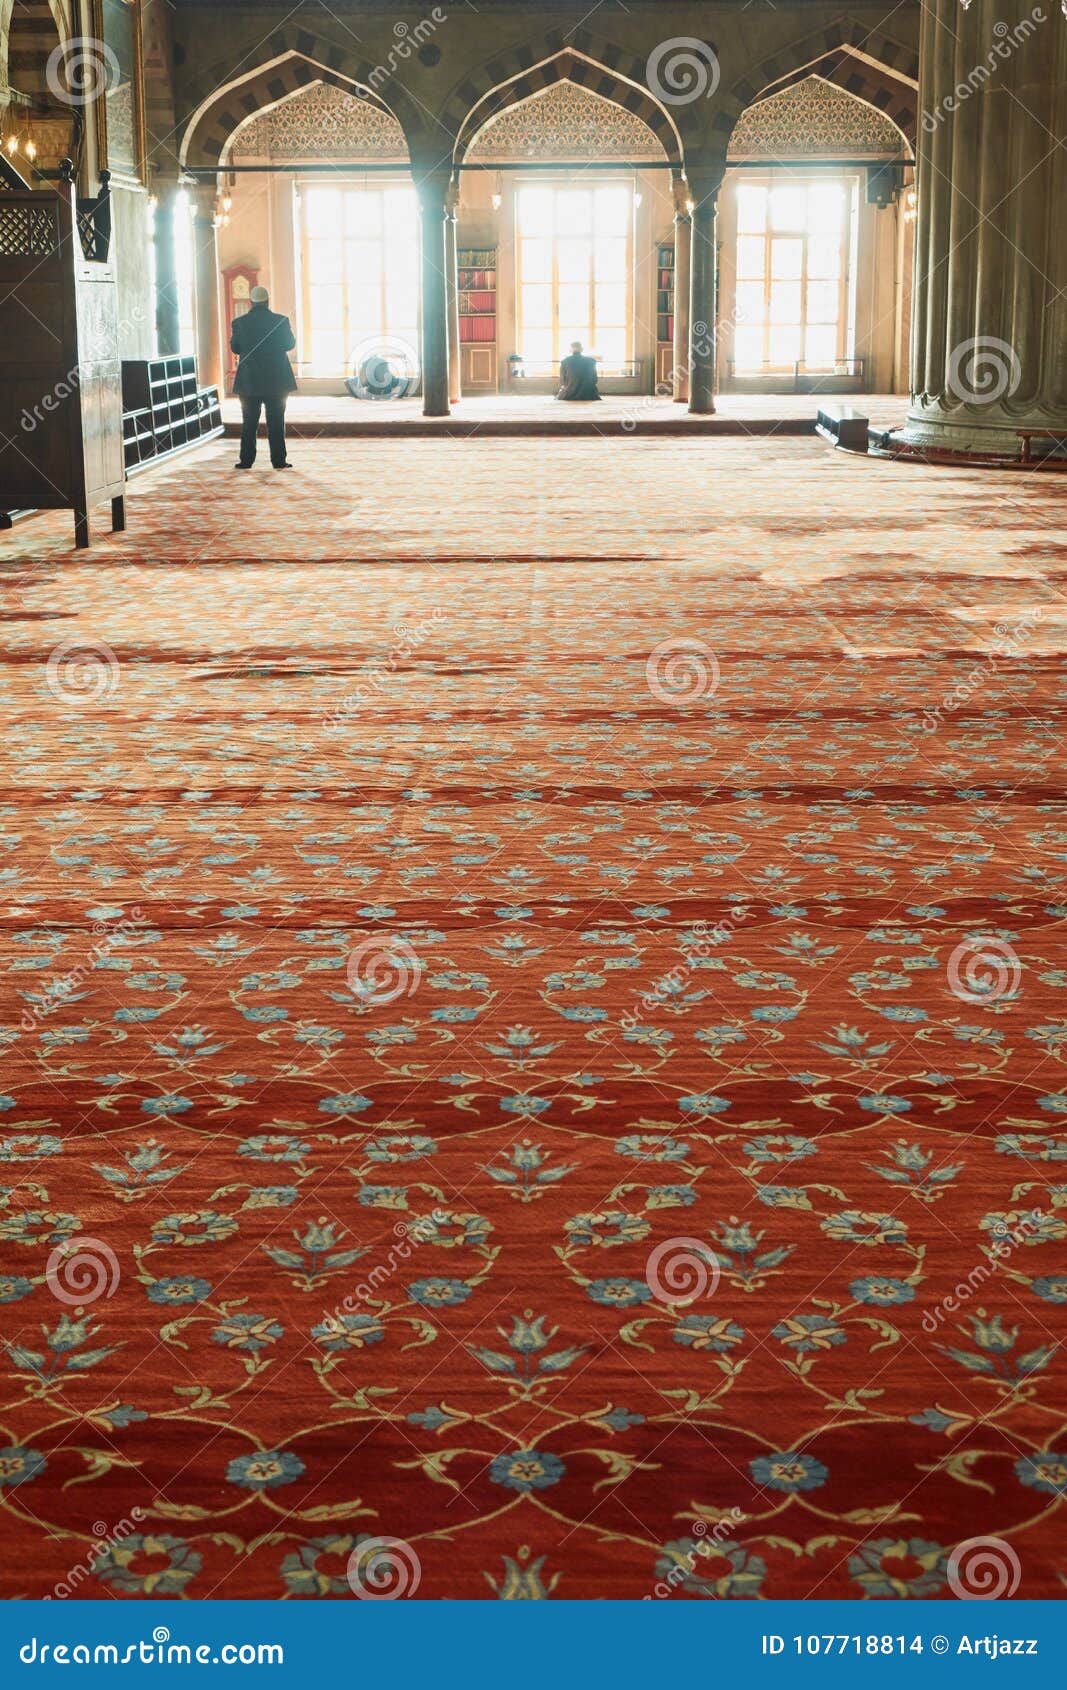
[732,171,859,376]
[514,176,636,374]
[295,178,420,377]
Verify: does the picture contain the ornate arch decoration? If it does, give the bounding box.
[715,16,918,145]
[448,41,685,171]
[748,48,916,152]
[179,31,424,171]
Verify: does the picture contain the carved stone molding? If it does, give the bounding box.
[229,68,909,168]
[729,76,907,159]
[468,80,664,160]
[232,83,407,158]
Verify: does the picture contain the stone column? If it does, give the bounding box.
[445,182,461,405]
[416,167,451,417]
[191,181,222,390]
[687,171,721,415]
[898,0,1067,454]
[154,177,182,357]
[672,180,692,403]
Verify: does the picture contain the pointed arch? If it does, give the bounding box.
[446,41,686,171]
[179,31,426,171]
[715,14,918,144]
[739,51,916,153]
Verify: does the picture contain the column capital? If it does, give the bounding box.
[189,177,219,222]
[411,162,453,210]
[671,176,691,219]
[684,165,725,213]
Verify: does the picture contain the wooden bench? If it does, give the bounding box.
[1017,427,1067,465]
[815,403,870,453]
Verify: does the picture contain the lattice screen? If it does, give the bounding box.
[77,207,108,261]
[0,202,59,257]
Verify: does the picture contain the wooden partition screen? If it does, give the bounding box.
[0,162,125,548]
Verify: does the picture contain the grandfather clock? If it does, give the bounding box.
[222,263,259,391]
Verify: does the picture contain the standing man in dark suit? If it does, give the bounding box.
[231,285,298,470]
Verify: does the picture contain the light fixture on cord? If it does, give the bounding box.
[491,172,502,210]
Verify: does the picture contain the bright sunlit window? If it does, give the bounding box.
[296,183,419,376]
[732,177,856,374]
[173,191,195,357]
[516,182,633,373]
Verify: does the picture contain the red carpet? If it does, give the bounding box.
[1,436,1065,1599]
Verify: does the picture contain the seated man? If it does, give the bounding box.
[556,341,601,402]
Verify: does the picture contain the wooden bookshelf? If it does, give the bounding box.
[656,241,675,388]
[458,247,497,391]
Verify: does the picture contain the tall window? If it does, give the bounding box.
[516,182,633,373]
[732,177,856,374]
[296,183,419,376]
[172,191,195,357]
